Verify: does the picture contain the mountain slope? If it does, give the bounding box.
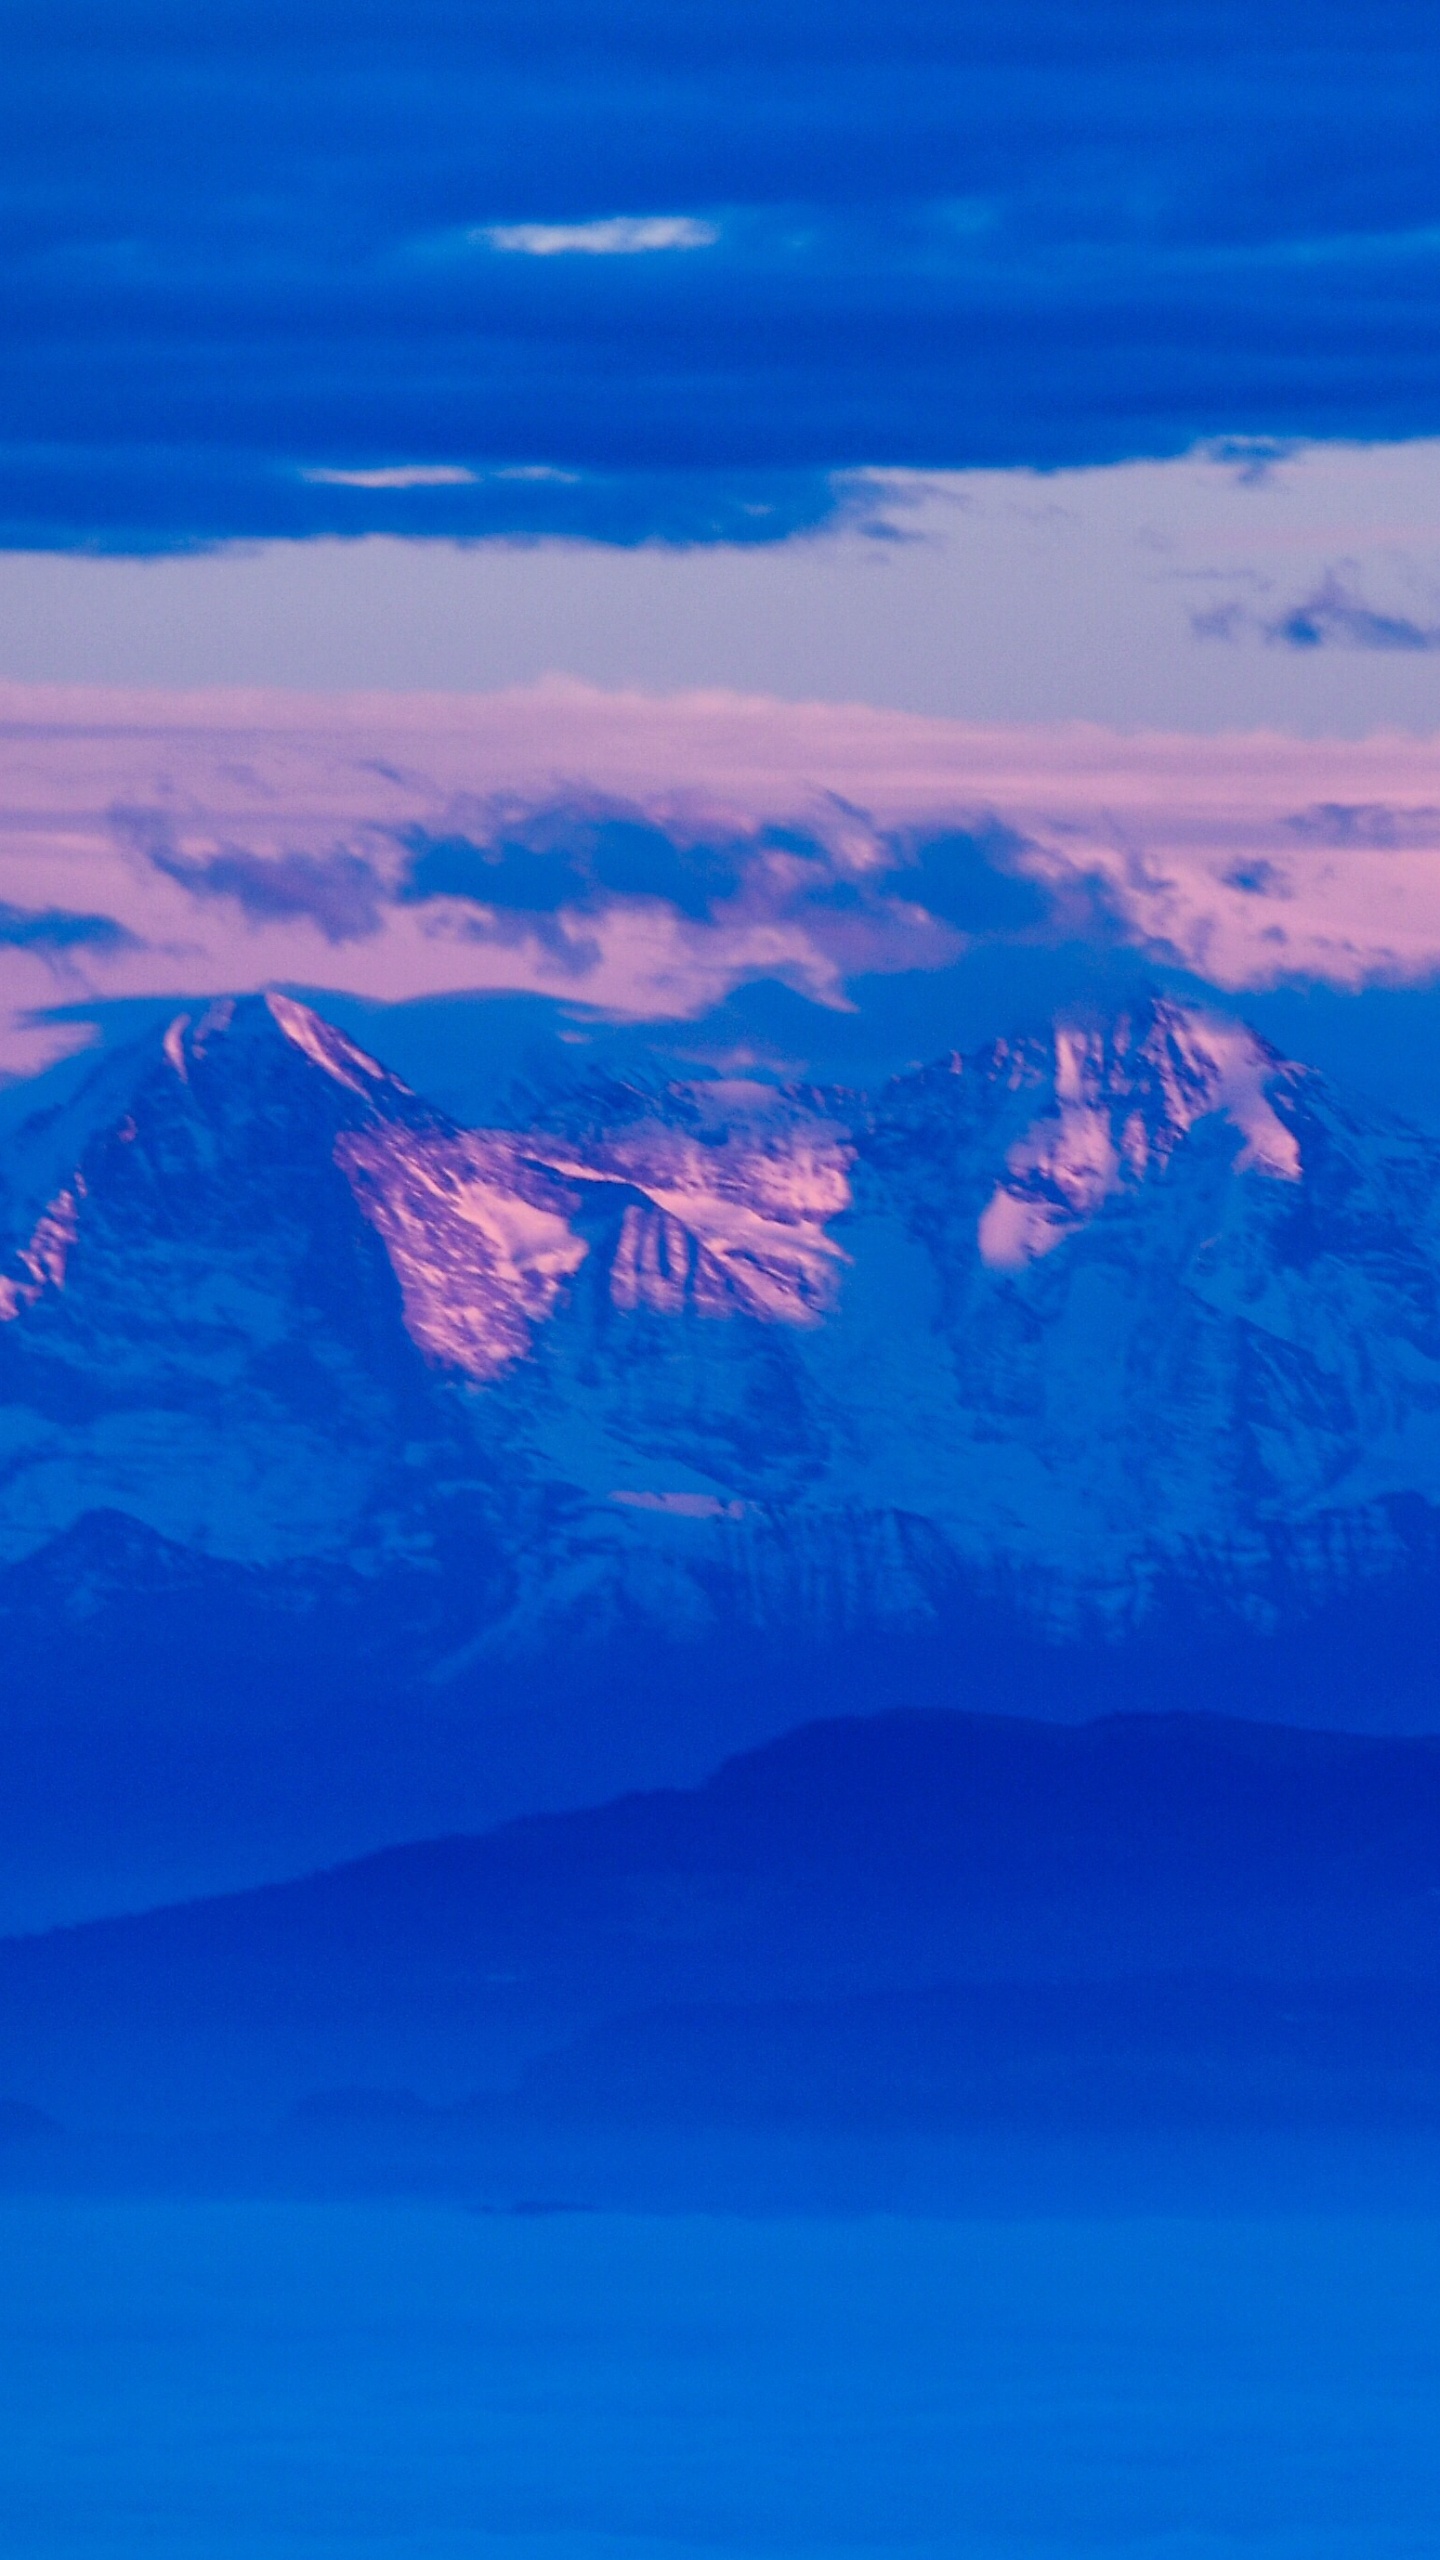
[3,990,1440,1915]
[9,988,1440,1590]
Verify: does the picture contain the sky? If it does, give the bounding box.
[7,0,1440,546]
[3,0,1440,1126]
[4,442,1440,730]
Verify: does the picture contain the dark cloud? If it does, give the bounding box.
[1221,861,1288,898]
[163,848,385,942]
[1263,572,1440,652]
[4,2,1440,546]
[400,803,1060,961]
[108,793,1019,972]
[1193,574,1440,653]
[890,829,1049,933]
[1285,802,1440,848]
[401,811,746,920]
[0,903,133,954]
[116,811,386,942]
[1189,602,1247,643]
[0,451,853,554]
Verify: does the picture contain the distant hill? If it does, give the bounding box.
[6,1709,1440,2176]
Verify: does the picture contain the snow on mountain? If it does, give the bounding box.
[2,987,1440,1654]
[337,1103,852,1370]
[539,1117,852,1325]
[976,1009,1300,1269]
[0,1182,80,1321]
[336,1126,588,1380]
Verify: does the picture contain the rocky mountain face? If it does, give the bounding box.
[1,988,1438,1915]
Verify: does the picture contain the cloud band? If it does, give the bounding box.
[0,679,1438,1079]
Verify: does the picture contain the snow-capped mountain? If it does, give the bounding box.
[5,987,1440,1618]
[0,993,855,1572]
[2,984,1440,1918]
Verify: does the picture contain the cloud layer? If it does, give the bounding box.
[7,2,1440,545]
[1,680,1440,1077]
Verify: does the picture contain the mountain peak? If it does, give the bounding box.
[154,991,410,1103]
[973,997,1303,1268]
[2,984,1439,1641]
[0,989,855,1415]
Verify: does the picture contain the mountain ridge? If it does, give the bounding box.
[6,983,1437,1580]
[1,986,1439,1918]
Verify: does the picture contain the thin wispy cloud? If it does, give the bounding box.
[1267,572,1440,652]
[480,217,719,257]
[1195,569,1440,653]
[302,465,479,491]
[116,815,389,947]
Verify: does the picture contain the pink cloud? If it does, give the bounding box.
[0,677,1438,1076]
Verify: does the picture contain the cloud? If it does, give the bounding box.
[400,808,749,922]
[0,902,132,955]
[125,826,389,945]
[301,465,479,490]
[1197,568,1440,653]
[5,6,1440,546]
[0,450,852,551]
[0,681,1438,1078]
[0,683,973,1064]
[1265,572,1440,652]
[480,217,718,256]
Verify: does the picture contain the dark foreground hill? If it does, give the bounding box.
[5,1707,1440,2191]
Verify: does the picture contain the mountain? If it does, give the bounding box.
[5,1710,1440,2185]
[2,989,1440,1918]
